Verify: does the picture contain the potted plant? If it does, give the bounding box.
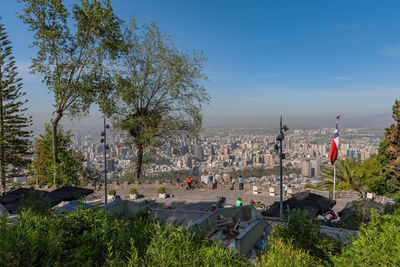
[108,189,116,201]
[129,188,138,199]
[158,187,167,199]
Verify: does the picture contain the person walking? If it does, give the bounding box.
[238,176,244,190]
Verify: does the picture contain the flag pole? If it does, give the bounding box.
[333,161,336,200]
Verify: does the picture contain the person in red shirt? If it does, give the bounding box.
[186,177,193,189]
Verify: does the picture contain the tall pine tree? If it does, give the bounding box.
[0,20,32,192]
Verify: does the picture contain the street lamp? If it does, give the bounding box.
[100,117,110,205]
[275,115,289,218]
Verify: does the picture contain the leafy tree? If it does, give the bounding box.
[0,20,32,191]
[354,155,385,194]
[102,21,209,179]
[378,99,400,195]
[32,124,84,186]
[318,158,362,191]
[333,208,400,266]
[18,0,122,179]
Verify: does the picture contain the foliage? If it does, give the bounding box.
[0,208,248,266]
[354,155,385,194]
[304,184,318,189]
[108,189,116,195]
[158,187,166,194]
[268,208,342,264]
[319,158,362,192]
[129,188,137,194]
[229,166,301,179]
[18,189,51,215]
[31,124,85,186]
[101,21,209,180]
[333,208,400,266]
[378,99,400,195]
[18,0,123,177]
[0,20,32,191]
[256,238,320,267]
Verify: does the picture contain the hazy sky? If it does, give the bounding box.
[1,0,399,130]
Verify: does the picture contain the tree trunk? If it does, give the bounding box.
[136,145,143,181]
[52,111,63,184]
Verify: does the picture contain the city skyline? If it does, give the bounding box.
[1,1,399,130]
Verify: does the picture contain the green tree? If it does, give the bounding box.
[318,158,362,191]
[18,0,122,179]
[32,124,84,186]
[354,155,385,194]
[102,21,209,179]
[378,99,400,195]
[0,20,32,191]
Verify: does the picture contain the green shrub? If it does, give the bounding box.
[108,189,116,195]
[333,209,400,266]
[0,208,248,266]
[257,238,319,267]
[129,188,137,195]
[268,208,341,264]
[158,187,166,194]
[19,189,51,215]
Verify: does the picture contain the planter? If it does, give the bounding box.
[129,194,137,200]
[159,193,166,199]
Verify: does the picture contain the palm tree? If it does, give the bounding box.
[318,158,363,191]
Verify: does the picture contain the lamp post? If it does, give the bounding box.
[275,116,289,218]
[100,117,110,205]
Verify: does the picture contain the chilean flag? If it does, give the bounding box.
[328,121,339,165]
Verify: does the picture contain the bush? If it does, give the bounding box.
[0,208,249,266]
[129,188,137,195]
[158,187,166,194]
[108,189,116,196]
[268,208,341,264]
[256,238,319,267]
[333,209,400,266]
[19,189,51,215]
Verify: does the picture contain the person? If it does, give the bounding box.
[211,204,217,212]
[208,174,214,185]
[236,197,242,207]
[186,177,193,189]
[230,178,236,190]
[324,209,337,223]
[250,199,255,206]
[238,176,244,190]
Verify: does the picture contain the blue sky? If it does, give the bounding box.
[1,0,399,129]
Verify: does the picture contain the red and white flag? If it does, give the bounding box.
[328,121,339,165]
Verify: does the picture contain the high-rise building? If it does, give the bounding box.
[301,160,311,177]
[194,145,204,161]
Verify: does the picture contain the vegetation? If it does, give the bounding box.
[378,99,400,196]
[318,158,361,191]
[0,21,32,191]
[18,0,123,181]
[158,187,166,194]
[31,124,85,186]
[333,206,400,266]
[256,238,320,267]
[101,20,209,180]
[268,208,342,265]
[0,208,248,266]
[108,189,116,196]
[229,166,300,179]
[129,188,137,194]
